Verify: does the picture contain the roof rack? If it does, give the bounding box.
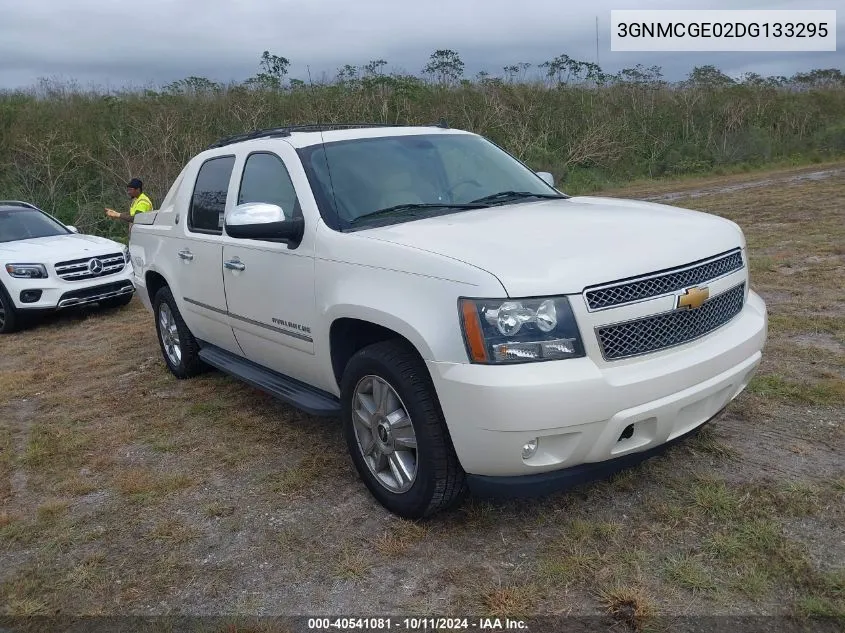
[0,200,40,210]
[205,120,451,150]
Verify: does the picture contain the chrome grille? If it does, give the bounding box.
[54,252,126,282]
[584,249,744,311]
[596,283,745,361]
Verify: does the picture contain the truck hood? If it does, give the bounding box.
[360,196,745,296]
[0,233,125,263]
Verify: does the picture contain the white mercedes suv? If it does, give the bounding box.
[0,201,135,333]
[129,123,768,518]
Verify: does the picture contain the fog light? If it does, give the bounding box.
[522,439,538,460]
[20,289,42,304]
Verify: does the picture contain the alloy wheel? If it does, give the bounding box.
[158,303,182,367]
[351,375,418,493]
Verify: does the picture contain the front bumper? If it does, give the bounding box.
[7,265,135,311]
[55,279,135,308]
[465,406,725,499]
[427,289,767,480]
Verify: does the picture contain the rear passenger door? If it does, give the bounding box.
[174,154,241,355]
[221,148,319,385]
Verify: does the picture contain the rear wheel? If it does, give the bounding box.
[340,339,466,518]
[153,286,206,379]
[0,285,20,334]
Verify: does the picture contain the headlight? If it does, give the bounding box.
[5,263,48,279]
[122,246,130,264]
[459,296,585,364]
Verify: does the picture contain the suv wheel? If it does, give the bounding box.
[0,285,20,334]
[340,339,466,518]
[153,286,206,379]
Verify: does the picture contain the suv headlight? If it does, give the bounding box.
[459,296,586,364]
[5,263,48,279]
[122,246,130,264]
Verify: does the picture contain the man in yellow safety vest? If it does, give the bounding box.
[105,178,153,236]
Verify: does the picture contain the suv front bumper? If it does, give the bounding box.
[7,265,135,312]
[464,406,725,498]
[426,289,767,490]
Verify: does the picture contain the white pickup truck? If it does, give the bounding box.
[128,123,768,518]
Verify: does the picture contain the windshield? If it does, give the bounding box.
[0,208,70,243]
[298,133,564,229]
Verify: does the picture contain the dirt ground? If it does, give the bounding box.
[1,163,843,632]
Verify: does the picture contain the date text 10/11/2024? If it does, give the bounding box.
[307,617,529,631]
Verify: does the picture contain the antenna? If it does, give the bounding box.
[307,65,341,228]
[595,16,600,67]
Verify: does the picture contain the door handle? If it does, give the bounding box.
[223,259,245,272]
[177,249,194,261]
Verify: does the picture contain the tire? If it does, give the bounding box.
[99,293,133,310]
[152,285,206,379]
[340,339,467,519]
[0,284,20,334]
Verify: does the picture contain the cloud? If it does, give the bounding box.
[0,0,842,89]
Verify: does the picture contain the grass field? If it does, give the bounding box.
[1,163,843,631]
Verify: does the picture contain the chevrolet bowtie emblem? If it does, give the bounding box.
[677,286,709,310]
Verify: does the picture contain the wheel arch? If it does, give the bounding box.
[329,314,432,390]
[145,270,169,305]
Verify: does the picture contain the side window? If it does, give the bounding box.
[188,155,236,234]
[237,152,300,219]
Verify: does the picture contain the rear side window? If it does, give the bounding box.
[237,152,300,219]
[189,155,236,234]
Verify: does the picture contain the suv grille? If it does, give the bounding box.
[55,252,126,282]
[596,283,745,361]
[584,249,744,311]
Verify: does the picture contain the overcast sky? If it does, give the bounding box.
[0,0,841,90]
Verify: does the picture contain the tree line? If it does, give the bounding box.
[159,49,844,93]
[1,49,843,242]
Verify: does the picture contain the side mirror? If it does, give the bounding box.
[536,171,555,187]
[66,225,79,233]
[224,202,304,246]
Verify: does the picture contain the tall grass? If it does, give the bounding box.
[1,67,844,241]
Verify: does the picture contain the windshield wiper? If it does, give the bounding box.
[349,202,488,226]
[469,190,567,205]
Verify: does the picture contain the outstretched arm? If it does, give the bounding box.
[105,208,133,223]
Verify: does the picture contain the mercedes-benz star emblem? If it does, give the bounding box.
[88,258,104,275]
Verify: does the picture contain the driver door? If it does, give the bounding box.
[220,148,320,386]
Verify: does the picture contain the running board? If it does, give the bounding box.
[197,344,341,417]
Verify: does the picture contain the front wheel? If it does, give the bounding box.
[153,286,206,379]
[340,340,466,518]
[0,285,20,334]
